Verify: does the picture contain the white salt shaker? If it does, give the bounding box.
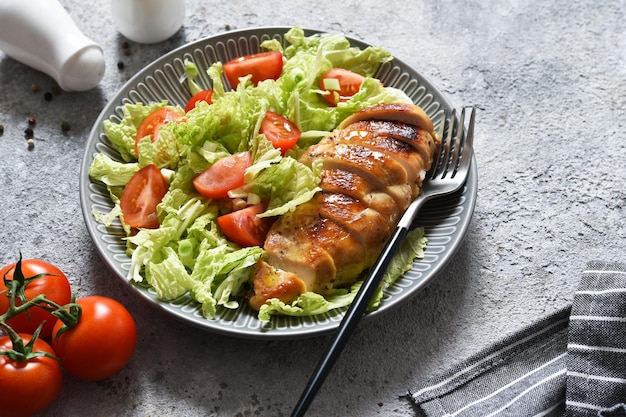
[111,0,186,44]
[0,0,105,91]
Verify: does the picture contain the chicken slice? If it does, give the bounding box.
[316,192,391,261]
[300,140,415,207]
[338,102,433,133]
[334,126,425,187]
[320,169,401,225]
[262,198,367,293]
[343,120,439,183]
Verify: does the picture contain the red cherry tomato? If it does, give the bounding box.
[319,68,365,105]
[0,334,63,417]
[223,51,283,88]
[217,203,276,247]
[260,111,301,155]
[135,107,184,156]
[185,89,214,113]
[51,296,137,381]
[192,151,252,200]
[0,259,71,337]
[120,164,168,229]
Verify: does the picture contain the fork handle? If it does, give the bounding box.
[290,224,410,417]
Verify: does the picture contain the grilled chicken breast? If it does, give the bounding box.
[249,103,439,310]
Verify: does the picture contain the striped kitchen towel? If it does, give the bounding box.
[409,261,626,417]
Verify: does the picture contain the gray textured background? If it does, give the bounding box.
[0,0,624,416]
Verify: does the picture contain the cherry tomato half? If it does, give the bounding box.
[217,203,276,247]
[51,296,137,381]
[120,164,168,229]
[185,89,214,113]
[319,68,365,106]
[223,51,283,88]
[135,107,184,156]
[192,151,252,200]
[260,111,301,155]
[0,334,63,417]
[0,259,71,337]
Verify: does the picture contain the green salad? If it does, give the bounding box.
[89,27,427,322]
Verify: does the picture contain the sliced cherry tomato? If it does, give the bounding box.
[217,203,276,247]
[0,334,63,417]
[134,107,184,156]
[185,89,214,113]
[193,151,252,200]
[260,111,301,155]
[120,164,168,229]
[0,258,71,337]
[223,51,283,88]
[319,68,366,105]
[51,296,137,381]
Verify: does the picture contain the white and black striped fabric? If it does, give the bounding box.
[409,261,626,417]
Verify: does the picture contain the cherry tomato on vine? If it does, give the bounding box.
[185,89,214,113]
[260,111,301,155]
[51,296,137,381]
[223,51,283,88]
[0,259,71,337]
[192,151,252,200]
[0,334,63,417]
[319,68,365,105]
[217,203,276,247]
[120,164,169,229]
[134,107,184,156]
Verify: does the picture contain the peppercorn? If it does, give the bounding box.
[31,83,40,92]
[0,124,4,135]
[51,86,61,95]
[44,92,53,101]
[26,138,35,148]
[61,120,70,132]
[117,61,125,70]
[28,118,36,126]
[24,127,34,138]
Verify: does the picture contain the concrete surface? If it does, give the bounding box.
[0,0,624,416]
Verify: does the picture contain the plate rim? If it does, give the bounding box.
[79,26,477,340]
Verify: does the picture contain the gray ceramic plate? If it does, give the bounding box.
[80,27,477,339]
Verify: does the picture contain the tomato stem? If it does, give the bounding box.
[0,252,82,349]
[0,321,58,362]
[2,252,57,308]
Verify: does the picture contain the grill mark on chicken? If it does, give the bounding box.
[317,192,391,258]
[320,169,401,225]
[346,121,437,179]
[300,141,414,206]
[335,127,425,188]
[249,102,440,311]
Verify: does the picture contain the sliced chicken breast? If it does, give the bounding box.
[249,102,440,310]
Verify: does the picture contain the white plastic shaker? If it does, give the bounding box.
[111,0,185,44]
[0,0,105,91]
